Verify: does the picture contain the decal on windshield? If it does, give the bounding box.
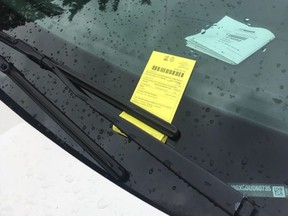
[229,183,288,198]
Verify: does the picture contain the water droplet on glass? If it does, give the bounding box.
[149,168,154,174]
[164,160,173,168]
[209,160,214,167]
[262,47,267,52]
[241,157,248,165]
[185,111,191,117]
[272,98,282,104]
[244,17,250,22]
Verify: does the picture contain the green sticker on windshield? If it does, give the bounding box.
[229,183,288,198]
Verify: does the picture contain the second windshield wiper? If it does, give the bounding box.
[0,55,129,182]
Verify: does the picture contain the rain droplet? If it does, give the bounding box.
[26,169,33,178]
[164,160,173,168]
[209,160,214,167]
[262,47,267,52]
[37,173,46,181]
[41,181,51,189]
[272,98,282,104]
[149,168,154,174]
[65,175,75,183]
[241,157,248,165]
[244,17,250,22]
[205,107,211,112]
[97,197,111,209]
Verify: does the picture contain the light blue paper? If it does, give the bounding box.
[186,16,275,65]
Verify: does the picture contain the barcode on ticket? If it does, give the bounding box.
[151,65,184,78]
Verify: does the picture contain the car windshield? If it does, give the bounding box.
[1,0,288,215]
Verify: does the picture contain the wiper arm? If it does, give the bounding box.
[0,31,180,140]
[55,64,180,140]
[0,55,129,182]
[0,32,270,216]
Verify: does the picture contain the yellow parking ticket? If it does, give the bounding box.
[113,51,196,142]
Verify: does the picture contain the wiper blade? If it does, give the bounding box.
[56,64,180,140]
[0,32,270,216]
[0,55,129,182]
[0,31,180,140]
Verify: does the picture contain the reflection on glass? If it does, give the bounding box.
[26,0,64,17]
[0,0,64,30]
[62,0,91,21]
[0,4,25,30]
[140,0,151,5]
[0,0,154,30]
[97,0,152,11]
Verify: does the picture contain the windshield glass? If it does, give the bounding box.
[1,0,288,215]
[2,0,287,132]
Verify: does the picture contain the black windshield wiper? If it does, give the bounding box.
[0,31,179,140]
[0,55,129,182]
[0,32,270,216]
